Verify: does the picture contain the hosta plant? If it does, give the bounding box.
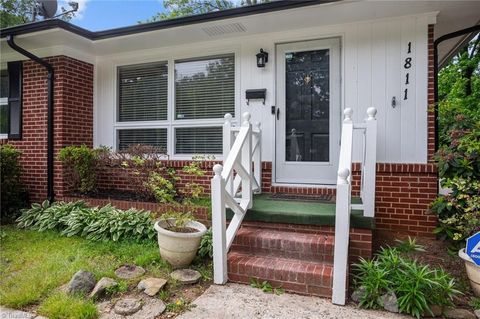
[17,200,156,242]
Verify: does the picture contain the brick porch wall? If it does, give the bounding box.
[4,56,93,202]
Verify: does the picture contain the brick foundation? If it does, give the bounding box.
[4,56,93,202]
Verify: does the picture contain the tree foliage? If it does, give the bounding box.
[0,0,75,28]
[143,0,270,23]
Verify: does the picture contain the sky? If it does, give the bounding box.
[61,0,167,31]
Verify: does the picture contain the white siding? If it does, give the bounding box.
[95,13,433,164]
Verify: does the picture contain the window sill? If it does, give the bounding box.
[0,134,8,139]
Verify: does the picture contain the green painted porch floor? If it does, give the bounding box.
[227,194,374,229]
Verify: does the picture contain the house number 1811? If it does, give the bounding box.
[403,42,413,100]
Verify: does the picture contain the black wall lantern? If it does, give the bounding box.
[256,48,268,68]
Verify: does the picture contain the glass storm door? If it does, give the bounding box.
[275,38,341,184]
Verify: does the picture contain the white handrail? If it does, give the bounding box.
[332,107,377,305]
[212,111,262,284]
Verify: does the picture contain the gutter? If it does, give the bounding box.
[6,35,55,202]
[433,24,480,151]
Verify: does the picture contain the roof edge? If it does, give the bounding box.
[0,0,338,41]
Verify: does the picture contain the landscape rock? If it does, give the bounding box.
[444,308,476,319]
[114,265,145,279]
[380,292,398,313]
[137,277,167,296]
[351,286,366,303]
[133,298,166,318]
[114,298,142,316]
[67,270,96,295]
[89,277,118,299]
[474,309,480,319]
[170,269,201,284]
[428,305,444,317]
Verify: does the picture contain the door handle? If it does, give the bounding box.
[276,108,280,120]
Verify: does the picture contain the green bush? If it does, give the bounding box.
[431,177,480,246]
[198,228,213,259]
[58,145,99,193]
[0,144,27,222]
[16,200,156,242]
[353,247,459,318]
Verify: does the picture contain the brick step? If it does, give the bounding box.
[227,252,333,297]
[231,227,334,263]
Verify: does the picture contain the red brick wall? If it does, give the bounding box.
[5,56,93,202]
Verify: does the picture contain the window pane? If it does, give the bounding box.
[118,128,167,151]
[0,70,8,99]
[175,127,222,154]
[0,104,7,134]
[118,62,168,122]
[175,54,234,120]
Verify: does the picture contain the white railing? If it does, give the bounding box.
[211,112,262,284]
[332,107,377,305]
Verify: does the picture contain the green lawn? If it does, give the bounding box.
[0,226,171,314]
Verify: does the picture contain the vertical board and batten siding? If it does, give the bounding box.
[94,13,434,164]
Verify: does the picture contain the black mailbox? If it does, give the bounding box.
[245,89,266,105]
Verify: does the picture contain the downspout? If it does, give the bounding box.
[433,24,480,151]
[6,35,55,202]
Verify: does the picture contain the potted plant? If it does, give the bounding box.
[459,241,480,297]
[154,211,207,268]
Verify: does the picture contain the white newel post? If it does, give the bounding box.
[363,107,377,218]
[241,112,253,209]
[223,113,233,196]
[332,168,351,305]
[253,122,262,194]
[212,164,227,284]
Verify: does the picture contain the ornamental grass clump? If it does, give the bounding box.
[17,200,156,242]
[353,247,460,318]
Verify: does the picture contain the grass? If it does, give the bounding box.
[37,293,98,319]
[0,226,171,309]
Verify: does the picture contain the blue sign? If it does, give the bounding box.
[466,232,480,266]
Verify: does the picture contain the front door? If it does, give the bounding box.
[275,38,341,184]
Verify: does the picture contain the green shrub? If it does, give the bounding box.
[353,247,460,318]
[146,172,176,203]
[0,144,27,222]
[198,228,213,259]
[158,211,195,232]
[16,200,156,242]
[58,145,99,193]
[431,177,480,247]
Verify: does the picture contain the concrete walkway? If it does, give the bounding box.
[178,283,410,319]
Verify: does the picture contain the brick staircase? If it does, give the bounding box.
[227,225,335,297]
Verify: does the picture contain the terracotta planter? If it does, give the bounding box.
[154,219,207,269]
[458,248,480,296]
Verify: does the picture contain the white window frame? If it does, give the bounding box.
[113,48,240,159]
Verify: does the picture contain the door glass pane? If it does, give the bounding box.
[285,49,329,162]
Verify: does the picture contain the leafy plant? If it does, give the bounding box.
[198,228,213,259]
[17,200,156,242]
[158,211,196,232]
[0,144,27,222]
[431,177,480,248]
[250,278,284,295]
[353,247,460,318]
[180,155,210,202]
[145,172,176,203]
[394,236,426,254]
[58,145,100,193]
[166,298,194,313]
